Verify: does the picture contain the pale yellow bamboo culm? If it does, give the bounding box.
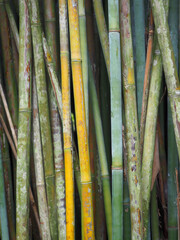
[67,0,95,239]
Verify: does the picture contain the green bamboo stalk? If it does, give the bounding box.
[78,0,89,129]
[29,0,58,238]
[151,183,160,240]
[93,0,110,78]
[0,0,18,130]
[108,0,122,239]
[141,35,162,238]
[89,64,112,240]
[150,0,180,160]
[168,0,179,237]
[32,75,51,240]
[120,0,143,238]
[44,1,66,238]
[133,0,146,122]
[141,1,169,237]
[5,0,19,51]
[0,140,9,240]
[16,0,32,238]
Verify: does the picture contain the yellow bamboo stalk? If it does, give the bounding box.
[59,0,73,239]
[67,0,95,239]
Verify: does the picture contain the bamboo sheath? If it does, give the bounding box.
[67,0,95,239]
[29,0,58,238]
[108,0,123,239]
[120,0,143,238]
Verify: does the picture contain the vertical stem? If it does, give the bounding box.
[0,141,9,240]
[30,0,57,238]
[89,65,112,239]
[67,0,95,238]
[108,0,123,239]
[59,0,74,238]
[133,0,146,122]
[16,0,32,238]
[93,0,110,78]
[78,0,89,129]
[32,75,51,240]
[44,1,66,238]
[120,0,143,238]
[168,0,179,237]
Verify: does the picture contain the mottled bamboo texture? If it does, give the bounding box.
[16,1,31,239]
[44,0,66,238]
[93,0,110,78]
[59,0,73,239]
[67,0,95,239]
[30,0,57,238]
[32,75,51,240]
[151,0,180,159]
[108,0,123,239]
[120,0,143,239]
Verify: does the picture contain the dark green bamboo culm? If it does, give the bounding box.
[29,0,58,238]
[168,0,179,238]
[89,63,112,240]
[16,0,32,238]
[0,139,9,240]
[108,0,123,239]
[133,0,146,122]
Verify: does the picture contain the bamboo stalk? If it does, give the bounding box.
[120,0,143,238]
[141,1,169,237]
[29,0,58,238]
[175,169,180,240]
[89,64,112,239]
[16,1,32,238]
[32,75,51,240]
[151,183,160,240]
[108,0,122,239]
[140,12,154,158]
[44,1,66,238]
[67,0,95,238]
[0,141,9,240]
[133,0,146,122]
[5,0,19,51]
[59,0,74,238]
[168,0,179,238]
[150,0,180,160]
[78,0,89,129]
[93,0,110,78]
[0,0,18,130]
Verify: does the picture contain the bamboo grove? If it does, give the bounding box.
[0,0,180,239]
